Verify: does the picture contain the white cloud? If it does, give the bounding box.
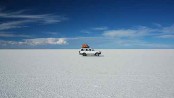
[155,24,174,39]
[0,36,173,48]
[69,36,172,48]
[157,35,174,38]
[47,32,59,35]
[162,25,174,34]
[81,26,108,34]
[1,22,174,48]
[92,26,108,30]
[24,38,68,45]
[0,8,68,38]
[0,38,68,46]
[0,9,67,24]
[153,23,162,27]
[80,30,91,34]
[103,29,136,38]
[0,32,30,37]
[98,38,172,48]
[102,24,174,39]
[79,25,173,48]
[103,26,155,38]
[0,20,31,30]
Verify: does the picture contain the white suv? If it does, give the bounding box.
[79,48,101,56]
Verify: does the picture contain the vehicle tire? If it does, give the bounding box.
[95,53,99,56]
[82,53,87,56]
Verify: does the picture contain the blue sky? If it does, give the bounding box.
[0,0,174,49]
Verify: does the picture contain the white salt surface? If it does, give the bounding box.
[0,49,174,98]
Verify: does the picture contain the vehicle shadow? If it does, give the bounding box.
[81,54,104,57]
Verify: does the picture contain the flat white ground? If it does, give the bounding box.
[0,49,174,98]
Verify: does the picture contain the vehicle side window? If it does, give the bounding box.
[86,49,88,51]
[81,49,84,51]
[89,49,91,51]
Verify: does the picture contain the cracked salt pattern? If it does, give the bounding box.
[0,49,174,98]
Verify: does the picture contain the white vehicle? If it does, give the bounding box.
[79,48,101,56]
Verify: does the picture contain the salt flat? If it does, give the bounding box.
[0,49,174,98]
